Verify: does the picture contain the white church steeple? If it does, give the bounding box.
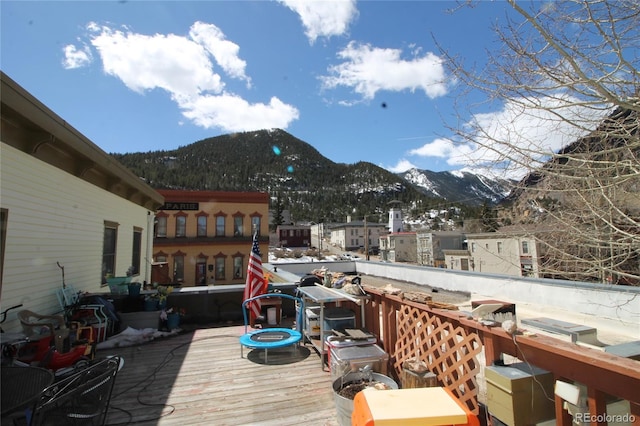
[388,201,403,233]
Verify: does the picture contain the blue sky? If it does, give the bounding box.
[3,1,544,175]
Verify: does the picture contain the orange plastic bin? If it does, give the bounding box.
[352,387,479,426]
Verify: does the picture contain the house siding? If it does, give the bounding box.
[1,143,153,330]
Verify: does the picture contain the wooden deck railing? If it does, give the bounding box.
[342,287,640,426]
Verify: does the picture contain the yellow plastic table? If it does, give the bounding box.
[352,387,479,426]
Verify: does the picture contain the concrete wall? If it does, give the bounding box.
[271,259,640,327]
[357,261,640,326]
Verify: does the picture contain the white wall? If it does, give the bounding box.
[270,258,640,328]
[0,144,153,331]
[356,261,640,327]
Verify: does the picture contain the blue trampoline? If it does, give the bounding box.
[240,293,305,363]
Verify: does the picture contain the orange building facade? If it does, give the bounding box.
[152,189,269,287]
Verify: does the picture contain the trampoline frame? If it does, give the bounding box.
[240,293,305,363]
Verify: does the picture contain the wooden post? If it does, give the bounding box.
[401,359,438,389]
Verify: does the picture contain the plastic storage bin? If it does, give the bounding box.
[305,307,321,338]
[323,308,355,333]
[330,343,389,381]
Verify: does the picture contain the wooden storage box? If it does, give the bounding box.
[485,362,554,426]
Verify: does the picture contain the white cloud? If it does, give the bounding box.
[62,43,92,69]
[278,0,358,44]
[408,137,458,158]
[63,22,299,132]
[88,24,223,99]
[180,94,300,133]
[407,95,604,179]
[385,158,417,173]
[188,21,251,86]
[321,41,448,100]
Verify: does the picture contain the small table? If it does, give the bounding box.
[297,285,369,370]
[352,387,479,426]
[1,366,54,418]
[250,296,282,327]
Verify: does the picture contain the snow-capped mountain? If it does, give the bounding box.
[399,168,514,206]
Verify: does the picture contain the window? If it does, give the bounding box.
[0,208,7,286]
[216,215,225,236]
[233,256,243,279]
[197,215,207,237]
[173,255,184,282]
[156,254,167,263]
[234,216,243,237]
[131,227,142,276]
[251,216,261,235]
[497,241,503,254]
[522,241,529,254]
[175,215,186,237]
[471,242,477,253]
[156,216,167,237]
[215,257,225,280]
[102,221,119,282]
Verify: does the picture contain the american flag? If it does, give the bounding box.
[243,232,265,319]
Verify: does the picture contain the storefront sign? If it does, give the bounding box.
[161,202,199,210]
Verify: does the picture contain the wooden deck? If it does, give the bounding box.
[102,325,340,426]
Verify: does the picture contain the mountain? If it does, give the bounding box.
[111,129,509,222]
[399,168,514,206]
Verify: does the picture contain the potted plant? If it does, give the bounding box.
[162,307,184,330]
[156,285,173,310]
[143,285,173,311]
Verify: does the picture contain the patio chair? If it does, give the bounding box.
[17,310,69,353]
[240,293,304,364]
[56,286,111,343]
[29,356,121,426]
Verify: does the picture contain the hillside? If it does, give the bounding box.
[112,129,509,222]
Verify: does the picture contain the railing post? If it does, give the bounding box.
[587,387,607,426]
[554,376,573,426]
[630,401,640,426]
[482,332,500,366]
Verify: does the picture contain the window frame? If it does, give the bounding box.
[156,215,167,238]
[197,215,207,237]
[232,256,244,279]
[233,215,244,237]
[173,254,185,282]
[175,214,187,238]
[215,256,226,280]
[131,227,142,276]
[102,221,119,284]
[215,215,225,237]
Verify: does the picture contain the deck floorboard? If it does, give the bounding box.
[102,325,340,426]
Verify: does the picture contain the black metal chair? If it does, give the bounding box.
[29,356,121,426]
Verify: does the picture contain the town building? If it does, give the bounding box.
[448,231,542,277]
[275,224,311,248]
[379,232,417,263]
[309,222,329,251]
[328,217,386,253]
[0,72,164,324]
[416,231,466,267]
[153,189,269,286]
